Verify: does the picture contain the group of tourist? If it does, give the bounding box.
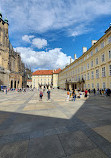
[88,88,111,96]
[66,88,111,101]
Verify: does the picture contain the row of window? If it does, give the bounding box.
[37,79,51,81]
[63,42,111,73]
[65,63,111,77]
[33,79,51,82]
[63,50,111,76]
[34,76,52,78]
[66,65,111,81]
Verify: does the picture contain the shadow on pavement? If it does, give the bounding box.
[0,95,111,158]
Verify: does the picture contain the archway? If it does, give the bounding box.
[11,80,13,89]
[14,81,16,89]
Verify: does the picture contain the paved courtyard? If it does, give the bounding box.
[0,89,111,158]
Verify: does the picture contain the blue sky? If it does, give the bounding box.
[0,0,111,71]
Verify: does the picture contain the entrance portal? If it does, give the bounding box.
[14,81,16,89]
[11,80,13,89]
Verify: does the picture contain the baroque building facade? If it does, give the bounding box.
[58,25,111,90]
[0,12,28,89]
[32,69,61,89]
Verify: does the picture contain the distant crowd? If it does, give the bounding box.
[66,88,111,101]
[1,88,33,94]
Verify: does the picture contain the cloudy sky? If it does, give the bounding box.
[0,0,111,71]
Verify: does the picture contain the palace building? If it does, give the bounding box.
[58,25,111,90]
[32,68,61,89]
[0,12,29,89]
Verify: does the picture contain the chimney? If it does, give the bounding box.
[74,54,77,60]
[83,47,87,54]
[92,40,97,46]
[70,58,72,64]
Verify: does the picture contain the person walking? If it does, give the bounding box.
[93,88,96,95]
[72,90,76,101]
[88,89,90,94]
[102,89,104,95]
[39,90,43,101]
[6,89,7,94]
[67,90,70,101]
[85,89,88,98]
[100,89,102,95]
[97,88,99,95]
[47,89,51,100]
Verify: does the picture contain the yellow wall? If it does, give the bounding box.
[32,75,52,89]
[59,29,111,90]
[53,74,59,88]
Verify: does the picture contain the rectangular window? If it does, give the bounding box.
[91,71,94,79]
[109,50,111,58]
[87,63,89,69]
[81,66,83,72]
[109,65,111,76]
[84,65,86,71]
[87,73,90,80]
[108,36,111,44]
[95,47,98,53]
[97,83,99,89]
[84,74,86,80]
[101,54,105,62]
[78,76,80,81]
[96,58,98,65]
[87,54,89,59]
[103,82,106,89]
[101,42,104,48]
[84,84,86,89]
[78,68,80,73]
[91,61,93,67]
[96,69,99,78]
[88,84,90,88]
[102,67,105,77]
[91,51,93,56]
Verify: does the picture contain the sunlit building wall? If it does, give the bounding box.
[58,25,111,90]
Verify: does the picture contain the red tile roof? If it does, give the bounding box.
[53,68,61,74]
[32,70,53,75]
[32,68,61,76]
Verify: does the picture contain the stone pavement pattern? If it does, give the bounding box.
[0,89,111,158]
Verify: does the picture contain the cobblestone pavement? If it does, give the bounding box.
[0,89,111,158]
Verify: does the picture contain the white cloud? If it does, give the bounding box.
[22,35,48,49]
[22,35,34,43]
[15,47,72,71]
[32,38,47,49]
[1,0,111,36]
[69,24,92,37]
